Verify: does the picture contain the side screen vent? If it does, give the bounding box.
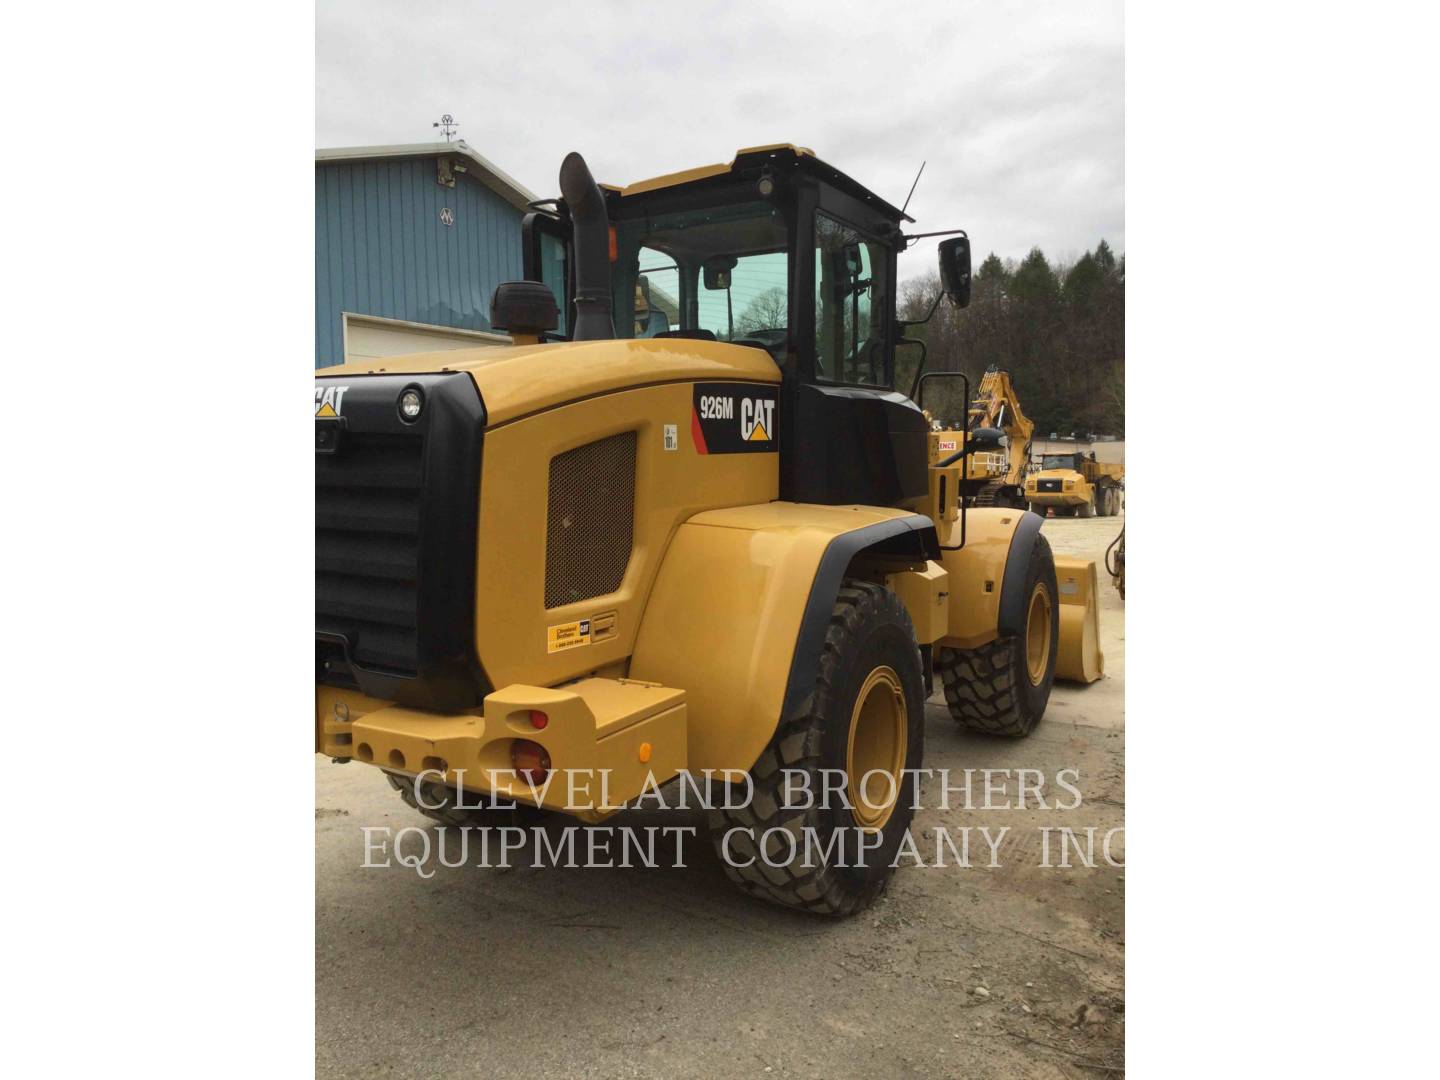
[545,431,637,609]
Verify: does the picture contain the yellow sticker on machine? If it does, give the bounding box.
[547,618,592,653]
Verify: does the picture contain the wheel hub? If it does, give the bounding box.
[846,665,907,832]
[1025,584,1053,686]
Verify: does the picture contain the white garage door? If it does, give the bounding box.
[343,313,509,363]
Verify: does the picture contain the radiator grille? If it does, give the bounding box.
[1038,478,1063,493]
[545,431,637,609]
[316,431,423,675]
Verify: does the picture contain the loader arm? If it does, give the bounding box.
[967,368,1035,487]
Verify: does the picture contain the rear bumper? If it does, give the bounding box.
[317,678,687,820]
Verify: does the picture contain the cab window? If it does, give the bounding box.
[814,212,888,386]
[611,200,790,361]
[538,231,568,335]
[634,247,679,337]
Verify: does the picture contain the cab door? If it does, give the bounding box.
[781,187,928,507]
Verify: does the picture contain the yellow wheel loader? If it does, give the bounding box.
[1025,450,1124,518]
[315,145,1104,915]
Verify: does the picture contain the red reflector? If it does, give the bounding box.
[511,739,551,783]
[608,225,617,262]
[529,710,549,730]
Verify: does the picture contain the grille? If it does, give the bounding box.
[545,431,637,609]
[1038,478,1063,493]
[316,431,423,675]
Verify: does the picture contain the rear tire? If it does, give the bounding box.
[709,579,924,916]
[937,533,1058,738]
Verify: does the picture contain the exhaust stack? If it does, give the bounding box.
[558,152,616,341]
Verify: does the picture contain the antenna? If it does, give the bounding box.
[433,114,458,142]
[900,160,926,217]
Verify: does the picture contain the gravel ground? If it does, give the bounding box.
[316,513,1126,1078]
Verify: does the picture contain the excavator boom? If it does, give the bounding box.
[968,367,1035,487]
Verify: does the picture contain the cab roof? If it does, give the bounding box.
[604,144,914,224]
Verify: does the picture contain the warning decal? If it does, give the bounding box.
[691,383,779,454]
[547,618,592,653]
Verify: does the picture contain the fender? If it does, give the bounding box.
[780,514,938,723]
[997,510,1047,636]
[936,506,1043,649]
[629,503,936,775]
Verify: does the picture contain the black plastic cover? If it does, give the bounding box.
[491,280,559,335]
[315,371,491,710]
[783,382,929,505]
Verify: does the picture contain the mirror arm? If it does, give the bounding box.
[899,288,945,331]
[903,227,970,246]
[898,329,928,400]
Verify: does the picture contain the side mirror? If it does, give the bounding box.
[938,235,971,309]
[842,242,864,277]
[966,426,1006,454]
[703,255,738,291]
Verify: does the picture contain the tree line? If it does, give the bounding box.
[897,240,1125,437]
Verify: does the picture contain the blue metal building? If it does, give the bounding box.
[314,142,539,368]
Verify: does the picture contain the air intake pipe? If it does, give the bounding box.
[558,151,616,341]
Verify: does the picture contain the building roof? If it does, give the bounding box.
[315,141,539,212]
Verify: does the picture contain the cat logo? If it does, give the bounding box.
[315,384,349,418]
[740,397,774,442]
[691,382,779,455]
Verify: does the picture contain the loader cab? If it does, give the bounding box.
[524,145,936,508]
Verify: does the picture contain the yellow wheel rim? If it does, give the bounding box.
[846,666,907,832]
[1025,583,1053,686]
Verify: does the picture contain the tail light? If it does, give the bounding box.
[511,739,551,783]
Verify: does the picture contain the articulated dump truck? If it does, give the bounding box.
[315,145,1105,915]
[1026,451,1124,518]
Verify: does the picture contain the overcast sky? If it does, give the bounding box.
[317,0,1123,284]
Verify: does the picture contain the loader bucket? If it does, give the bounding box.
[1052,557,1105,684]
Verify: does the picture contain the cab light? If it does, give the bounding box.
[511,740,551,783]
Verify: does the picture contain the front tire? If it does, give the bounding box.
[937,533,1058,737]
[709,580,924,916]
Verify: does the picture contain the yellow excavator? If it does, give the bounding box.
[922,367,1034,510]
